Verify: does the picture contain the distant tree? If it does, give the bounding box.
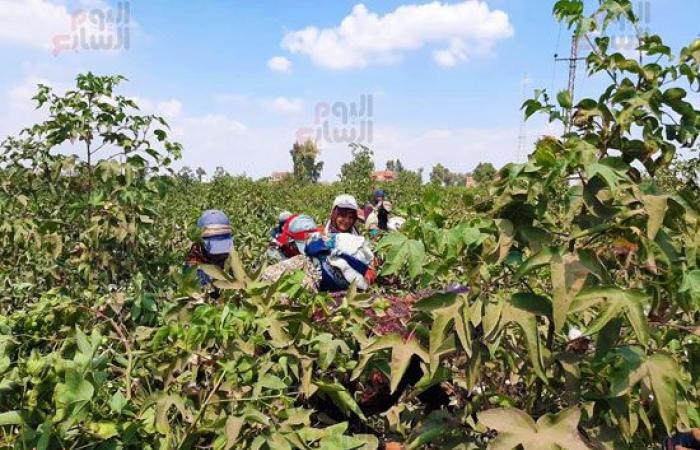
[453,172,468,186]
[472,162,497,184]
[396,168,422,186]
[430,163,453,186]
[196,167,206,182]
[340,143,375,198]
[178,166,194,181]
[430,164,473,186]
[213,166,229,179]
[290,138,323,183]
[385,159,405,173]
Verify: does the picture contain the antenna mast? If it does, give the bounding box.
[555,34,585,132]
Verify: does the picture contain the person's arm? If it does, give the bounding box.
[665,429,700,450]
[304,235,333,257]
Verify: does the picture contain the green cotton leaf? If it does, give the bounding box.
[557,90,573,109]
[415,292,458,311]
[109,391,127,414]
[483,295,506,339]
[462,226,484,246]
[316,334,350,371]
[0,410,24,426]
[86,421,119,439]
[429,303,464,374]
[534,143,558,169]
[267,433,293,450]
[478,406,588,450]
[406,240,426,279]
[595,317,622,360]
[584,157,630,191]
[224,416,244,449]
[267,317,291,348]
[680,269,700,306]
[406,411,452,449]
[510,293,552,318]
[74,326,93,358]
[522,99,544,119]
[609,346,647,396]
[478,407,536,449]
[608,349,682,434]
[154,129,167,141]
[315,381,366,421]
[378,232,426,279]
[514,246,559,280]
[361,334,429,394]
[155,394,193,435]
[642,195,669,240]
[647,354,682,434]
[572,287,650,346]
[55,368,94,407]
[258,374,287,390]
[199,264,229,281]
[502,304,547,382]
[317,432,378,450]
[662,87,687,103]
[491,219,514,264]
[227,248,251,284]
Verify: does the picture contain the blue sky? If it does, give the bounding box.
[1,0,698,179]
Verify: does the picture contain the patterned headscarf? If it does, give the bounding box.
[327,207,358,234]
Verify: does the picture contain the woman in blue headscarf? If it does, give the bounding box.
[185,209,234,292]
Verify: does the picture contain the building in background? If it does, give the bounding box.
[465,174,477,188]
[271,171,292,181]
[372,170,396,182]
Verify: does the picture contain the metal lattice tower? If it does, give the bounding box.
[555,34,585,132]
[566,35,579,115]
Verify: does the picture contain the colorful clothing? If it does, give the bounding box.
[185,243,223,292]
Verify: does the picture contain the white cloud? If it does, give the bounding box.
[281,1,514,70]
[3,75,537,182]
[176,114,247,136]
[266,97,304,113]
[155,99,183,118]
[433,39,468,67]
[0,0,135,55]
[421,128,452,139]
[267,56,292,73]
[0,0,70,50]
[7,75,53,110]
[128,97,183,119]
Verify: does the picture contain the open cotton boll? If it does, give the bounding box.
[568,327,583,341]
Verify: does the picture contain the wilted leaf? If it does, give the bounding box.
[550,252,590,332]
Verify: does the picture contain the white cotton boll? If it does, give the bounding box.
[568,327,583,341]
[643,305,651,316]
